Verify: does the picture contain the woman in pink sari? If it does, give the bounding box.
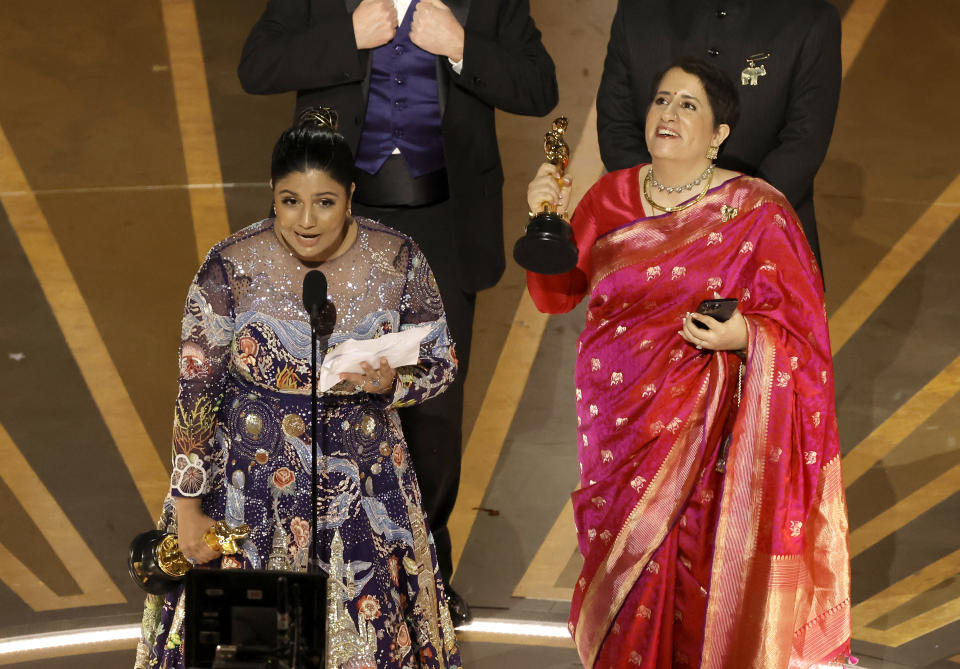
[526,58,851,668]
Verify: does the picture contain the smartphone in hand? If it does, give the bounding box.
[693,298,738,330]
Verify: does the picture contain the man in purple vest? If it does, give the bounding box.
[239,0,558,625]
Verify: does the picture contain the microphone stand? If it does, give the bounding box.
[308,306,321,575]
[306,306,329,669]
[302,269,335,666]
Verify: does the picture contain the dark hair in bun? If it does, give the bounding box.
[270,107,354,189]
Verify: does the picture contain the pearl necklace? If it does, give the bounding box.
[649,164,714,193]
[643,167,714,214]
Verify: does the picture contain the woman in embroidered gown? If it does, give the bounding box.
[135,110,461,669]
[526,58,851,669]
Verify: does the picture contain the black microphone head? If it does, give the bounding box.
[302,270,327,316]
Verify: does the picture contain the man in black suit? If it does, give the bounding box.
[597,0,841,266]
[238,0,558,623]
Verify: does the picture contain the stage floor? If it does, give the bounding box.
[2,0,960,667]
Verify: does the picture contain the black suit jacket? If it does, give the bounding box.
[238,0,558,292]
[597,0,841,264]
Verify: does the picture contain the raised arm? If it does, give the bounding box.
[452,0,558,116]
[525,168,597,314]
[237,0,368,94]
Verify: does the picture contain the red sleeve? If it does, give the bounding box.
[526,186,598,314]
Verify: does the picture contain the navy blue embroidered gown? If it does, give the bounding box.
[135,218,461,669]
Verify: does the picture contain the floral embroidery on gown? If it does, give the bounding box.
[135,217,461,669]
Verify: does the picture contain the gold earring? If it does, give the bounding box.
[271,203,276,217]
[706,146,719,160]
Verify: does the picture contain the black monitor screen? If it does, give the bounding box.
[184,569,326,669]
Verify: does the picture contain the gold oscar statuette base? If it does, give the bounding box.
[513,116,578,275]
[128,521,250,595]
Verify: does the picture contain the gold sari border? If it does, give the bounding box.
[700,319,775,669]
[792,455,851,664]
[701,326,850,669]
[573,408,702,666]
[575,356,732,666]
[793,599,851,664]
[588,177,785,293]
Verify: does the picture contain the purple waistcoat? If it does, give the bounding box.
[354,0,446,177]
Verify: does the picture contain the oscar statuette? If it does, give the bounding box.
[128,520,250,595]
[512,116,578,274]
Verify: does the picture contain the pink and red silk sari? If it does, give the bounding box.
[528,166,851,669]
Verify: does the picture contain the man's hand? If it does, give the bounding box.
[410,0,465,62]
[353,0,399,50]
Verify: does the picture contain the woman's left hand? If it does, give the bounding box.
[679,309,748,353]
[340,357,397,395]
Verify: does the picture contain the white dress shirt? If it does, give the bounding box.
[393,0,463,73]
[395,0,413,20]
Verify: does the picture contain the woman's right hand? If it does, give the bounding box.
[527,162,572,217]
[174,497,221,565]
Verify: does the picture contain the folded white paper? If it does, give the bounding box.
[319,325,433,391]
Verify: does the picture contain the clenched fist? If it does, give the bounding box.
[410,0,464,61]
[353,0,399,50]
[527,163,572,217]
[174,497,220,565]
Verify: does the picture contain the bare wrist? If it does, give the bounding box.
[175,497,204,515]
[449,28,464,62]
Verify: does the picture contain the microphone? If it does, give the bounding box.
[302,269,334,576]
[302,270,328,320]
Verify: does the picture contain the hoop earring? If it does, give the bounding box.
[706,146,719,160]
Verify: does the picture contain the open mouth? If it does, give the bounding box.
[656,127,679,138]
[296,231,321,241]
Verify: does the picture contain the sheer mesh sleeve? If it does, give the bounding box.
[170,251,235,498]
[389,240,457,408]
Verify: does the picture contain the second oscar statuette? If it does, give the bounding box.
[512,116,578,274]
[128,520,250,595]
